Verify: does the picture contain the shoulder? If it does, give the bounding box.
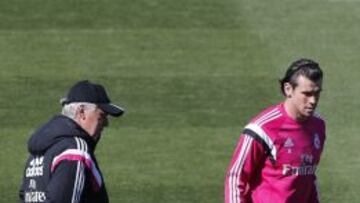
[248,103,284,128]
[242,104,284,161]
[47,137,90,165]
[312,112,326,127]
[50,137,91,172]
[50,137,90,155]
[313,111,325,121]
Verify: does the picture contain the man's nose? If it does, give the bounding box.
[309,96,317,105]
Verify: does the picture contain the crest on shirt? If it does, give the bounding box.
[314,133,321,149]
[284,138,294,153]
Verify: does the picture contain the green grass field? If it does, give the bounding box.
[1,0,360,202]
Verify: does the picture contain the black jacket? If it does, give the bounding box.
[19,115,109,203]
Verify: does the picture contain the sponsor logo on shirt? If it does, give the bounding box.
[26,156,44,177]
[301,154,314,164]
[282,164,317,176]
[25,191,46,202]
[282,153,316,176]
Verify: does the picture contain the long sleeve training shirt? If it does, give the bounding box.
[225,103,326,203]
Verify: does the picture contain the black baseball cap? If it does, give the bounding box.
[61,80,124,117]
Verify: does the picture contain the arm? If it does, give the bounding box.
[45,160,85,203]
[225,134,266,203]
[19,172,26,202]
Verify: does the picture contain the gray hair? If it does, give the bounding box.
[61,102,97,119]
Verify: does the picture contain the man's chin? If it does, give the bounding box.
[307,111,315,116]
[298,112,313,121]
[303,108,315,116]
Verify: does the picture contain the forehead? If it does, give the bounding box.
[90,106,105,114]
[96,107,106,114]
[295,75,322,91]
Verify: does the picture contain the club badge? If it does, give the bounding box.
[314,133,320,150]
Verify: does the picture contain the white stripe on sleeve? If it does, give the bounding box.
[228,135,253,203]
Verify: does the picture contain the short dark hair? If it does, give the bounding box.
[279,58,323,96]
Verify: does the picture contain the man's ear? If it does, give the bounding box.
[77,105,86,120]
[284,82,293,98]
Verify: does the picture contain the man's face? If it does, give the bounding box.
[81,106,109,141]
[284,75,322,121]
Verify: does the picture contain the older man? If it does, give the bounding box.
[19,80,124,203]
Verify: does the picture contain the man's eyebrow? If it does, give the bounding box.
[301,88,322,93]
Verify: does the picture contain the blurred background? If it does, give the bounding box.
[0,0,359,202]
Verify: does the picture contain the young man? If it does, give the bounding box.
[225,59,326,203]
[19,80,124,203]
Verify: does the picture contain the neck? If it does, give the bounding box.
[283,101,308,123]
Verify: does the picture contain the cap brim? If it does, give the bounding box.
[98,103,124,117]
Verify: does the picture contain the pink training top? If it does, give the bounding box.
[225,103,326,203]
